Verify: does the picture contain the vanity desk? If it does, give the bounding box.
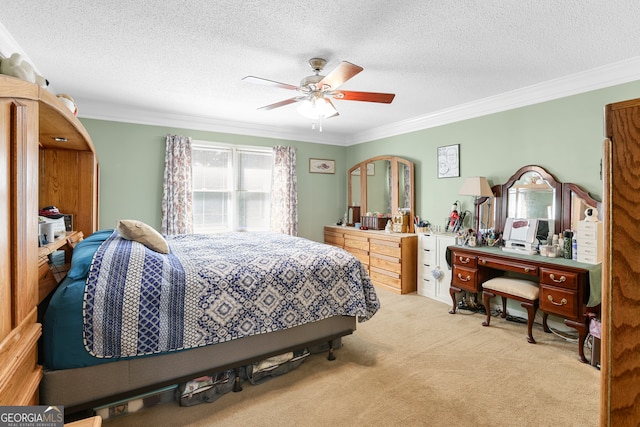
[449,164,603,362]
[449,245,601,362]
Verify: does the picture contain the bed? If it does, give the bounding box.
[40,228,379,415]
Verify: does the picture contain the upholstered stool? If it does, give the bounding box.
[482,277,540,344]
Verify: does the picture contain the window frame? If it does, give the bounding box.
[191,141,272,233]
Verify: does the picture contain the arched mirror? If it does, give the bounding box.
[348,155,415,232]
[501,165,561,235]
[477,165,602,240]
[507,170,557,220]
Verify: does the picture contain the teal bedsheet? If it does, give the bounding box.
[43,230,122,369]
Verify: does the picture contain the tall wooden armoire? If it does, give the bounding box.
[0,74,98,405]
[603,98,640,425]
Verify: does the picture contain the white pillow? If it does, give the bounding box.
[116,220,169,254]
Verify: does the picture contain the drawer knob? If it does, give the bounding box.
[480,259,487,265]
[457,273,471,282]
[524,267,530,273]
[547,295,568,306]
[459,257,470,264]
[549,274,566,283]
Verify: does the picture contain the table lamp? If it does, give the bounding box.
[459,176,494,233]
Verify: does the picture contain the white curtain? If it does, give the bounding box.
[161,134,193,235]
[270,146,298,236]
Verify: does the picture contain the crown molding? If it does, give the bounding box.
[75,100,349,145]
[70,56,640,147]
[347,57,640,145]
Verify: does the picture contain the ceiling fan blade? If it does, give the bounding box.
[332,90,395,104]
[257,97,304,111]
[242,76,299,91]
[318,61,363,90]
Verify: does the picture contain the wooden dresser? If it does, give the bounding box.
[324,225,417,294]
[0,75,98,406]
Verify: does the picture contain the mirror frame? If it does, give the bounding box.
[488,165,563,235]
[348,155,415,233]
[480,165,601,237]
[562,183,602,232]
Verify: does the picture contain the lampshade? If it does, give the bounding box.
[459,176,493,197]
[297,96,338,120]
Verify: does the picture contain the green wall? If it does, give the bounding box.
[347,80,640,230]
[80,120,347,242]
[81,79,640,243]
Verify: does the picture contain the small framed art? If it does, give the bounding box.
[437,144,460,178]
[309,158,335,174]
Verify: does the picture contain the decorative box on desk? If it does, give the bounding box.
[361,216,388,230]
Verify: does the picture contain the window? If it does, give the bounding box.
[192,143,272,233]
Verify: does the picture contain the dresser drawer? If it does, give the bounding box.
[576,238,598,248]
[577,254,601,264]
[478,256,538,276]
[452,252,477,268]
[540,285,579,319]
[418,246,435,263]
[345,247,369,265]
[419,235,436,251]
[418,250,434,268]
[344,236,369,252]
[370,267,401,290]
[451,265,479,292]
[540,268,578,290]
[324,233,344,246]
[370,254,402,274]
[370,240,401,258]
[578,245,600,256]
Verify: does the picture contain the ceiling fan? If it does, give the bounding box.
[242,58,395,130]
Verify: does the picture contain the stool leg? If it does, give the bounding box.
[500,296,508,319]
[521,301,537,344]
[482,291,493,327]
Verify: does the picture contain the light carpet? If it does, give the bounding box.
[102,289,600,427]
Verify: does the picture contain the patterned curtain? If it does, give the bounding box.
[161,134,193,235]
[270,146,298,236]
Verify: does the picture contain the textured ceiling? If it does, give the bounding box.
[2,1,640,144]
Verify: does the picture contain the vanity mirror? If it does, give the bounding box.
[348,155,415,233]
[477,164,601,237]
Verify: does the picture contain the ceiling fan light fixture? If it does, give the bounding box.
[296,96,337,120]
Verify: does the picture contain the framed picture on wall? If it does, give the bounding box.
[437,144,460,178]
[309,158,335,174]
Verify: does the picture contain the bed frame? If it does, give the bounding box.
[41,315,355,417]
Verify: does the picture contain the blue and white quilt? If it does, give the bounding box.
[83,231,379,358]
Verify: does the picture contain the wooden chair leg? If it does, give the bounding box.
[482,291,493,327]
[522,301,537,344]
[500,296,508,319]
